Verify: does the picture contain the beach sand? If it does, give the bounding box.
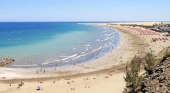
[112,22,170,26]
[0,22,170,93]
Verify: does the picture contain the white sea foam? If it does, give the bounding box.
[11,64,38,67]
[61,57,69,61]
[69,53,77,58]
[63,60,70,63]
[71,46,102,61]
[71,55,81,60]
[43,59,60,64]
[42,61,58,65]
[61,53,77,61]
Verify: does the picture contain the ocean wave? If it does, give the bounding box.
[62,60,70,63]
[11,64,38,67]
[71,55,82,60]
[42,59,60,65]
[62,46,102,62]
[41,61,61,65]
[61,53,77,61]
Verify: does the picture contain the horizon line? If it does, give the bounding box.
[0,21,170,23]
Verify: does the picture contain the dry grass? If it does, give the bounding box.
[143,52,160,75]
[124,56,143,93]
[161,48,170,62]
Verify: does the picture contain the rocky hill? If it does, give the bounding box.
[141,57,170,93]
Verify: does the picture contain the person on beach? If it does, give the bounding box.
[21,81,23,85]
[44,69,45,73]
[124,87,127,93]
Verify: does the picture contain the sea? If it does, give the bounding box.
[0,22,120,68]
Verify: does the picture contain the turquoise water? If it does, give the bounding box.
[0,22,120,68]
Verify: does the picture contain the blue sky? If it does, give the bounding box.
[0,0,169,22]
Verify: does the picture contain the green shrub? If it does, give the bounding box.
[124,56,143,93]
[143,52,160,75]
[161,49,170,62]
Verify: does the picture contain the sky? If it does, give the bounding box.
[0,0,169,22]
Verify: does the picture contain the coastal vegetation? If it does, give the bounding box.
[143,53,160,75]
[124,56,143,93]
[161,49,170,62]
[124,47,170,93]
[141,50,170,92]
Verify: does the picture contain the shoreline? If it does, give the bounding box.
[0,24,145,80]
[1,22,170,93]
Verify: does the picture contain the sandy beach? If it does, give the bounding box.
[0,22,170,93]
[112,22,170,26]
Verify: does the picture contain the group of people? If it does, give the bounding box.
[36,69,45,74]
